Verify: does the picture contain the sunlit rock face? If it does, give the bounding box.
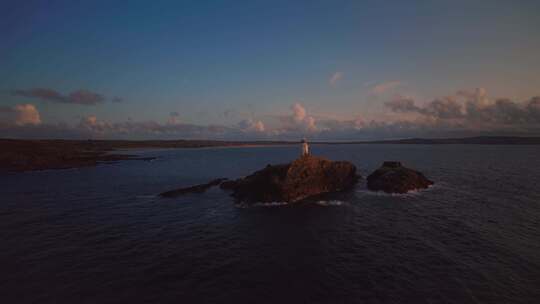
[225,155,359,204]
[367,161,433,194]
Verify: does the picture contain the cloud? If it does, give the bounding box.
[304,116,316,131]
[528,96,540,116]
[237,90,538,140]
[292,103,307,122]
[329,72,343,87]
[2,92,540,140]
[71,115,236,139]
[167,111,181,125]
[12,88,109,105]
[238,119,265,132]
[385,88,540,127]
[78,115,115,134]
[12,88,65,103]
[0,104,41,125]
[384,96,420,113]
[68,90,105,105]
[83,115,98,125]
[457,88,488,106]
[283,103,317,132]
[371,81,402,94]
[422,97,465,119]
[112,97,123,103]
[386,95,464,119]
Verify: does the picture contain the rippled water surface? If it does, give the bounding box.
[1,144,540,303]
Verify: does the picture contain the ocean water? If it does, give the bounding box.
[1,144,539,303]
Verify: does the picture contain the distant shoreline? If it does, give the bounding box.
[1,136,539,172]
[0,139,299,172]
[312,136,540,145]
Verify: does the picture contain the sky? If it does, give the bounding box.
[1,0,540,140]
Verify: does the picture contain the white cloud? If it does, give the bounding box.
[238,119,265,132]
[14,104,41,125]
[167,111,181,125]
[252,121,265,132]
[329,72,343,87]
[79,115,110,133]
[0,104,41,125]
[291,103,307,122]
[291,102,317,132]
[83,115,98,125]
[288,103,317,132]
[304,116,316,131]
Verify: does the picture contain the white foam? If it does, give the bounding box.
[315,200,345,206]
[235,201,289,208]
[355,186,432,197]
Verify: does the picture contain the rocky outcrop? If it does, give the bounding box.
[225,155,359,204]
[367,161,433,193]
[160,178,228,198]
[219,179,240,190]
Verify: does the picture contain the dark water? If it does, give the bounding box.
[1,144,540,303]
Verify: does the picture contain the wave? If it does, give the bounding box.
[355,183,437,197]
[315,200,345,206]
[235,201,289,208]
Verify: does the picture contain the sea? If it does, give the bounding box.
[1,144,539,303]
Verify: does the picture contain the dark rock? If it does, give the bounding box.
[219,179,240,190]
[230,155,359,204]
[382,161,401,168]
[367,162,433,193]
[160,178,228,198]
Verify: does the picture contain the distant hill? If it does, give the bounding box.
[317,136,540,145]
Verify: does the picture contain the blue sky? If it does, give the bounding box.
[1,0,540,139]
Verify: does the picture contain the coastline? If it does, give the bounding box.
[0,139,296,172]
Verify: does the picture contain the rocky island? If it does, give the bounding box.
[155,140,432,201]
[222,155,360,204]
[367,161,433,194]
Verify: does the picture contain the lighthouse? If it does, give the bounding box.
[301,138,309,157]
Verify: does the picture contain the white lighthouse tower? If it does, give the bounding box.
[301,138,309,157]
